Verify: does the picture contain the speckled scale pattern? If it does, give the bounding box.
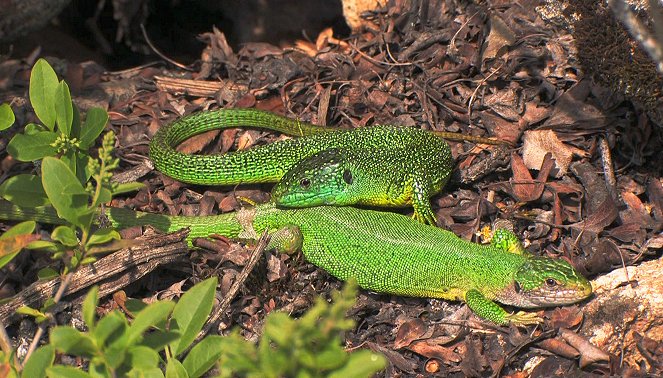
[251,204,528,302]
[149,108,453,187]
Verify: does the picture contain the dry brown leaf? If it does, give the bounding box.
[393,318,428,349]
[522,130,584,177]
[0,233,39,259]
[482,14,516,61]
[559,329,610,368]
[509,152,541,202]
[408,340,462,363]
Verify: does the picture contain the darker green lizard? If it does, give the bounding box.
[149,108,501,224]
[0,200,592,325]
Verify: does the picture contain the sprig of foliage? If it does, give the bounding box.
[15,279,385,378]
[216,279,386,378]
[0,59,140,366]
[0,59,142,272]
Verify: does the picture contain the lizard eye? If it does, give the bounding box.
[343,169,353,185]
[300,178,310,188]
[545,278,558,287]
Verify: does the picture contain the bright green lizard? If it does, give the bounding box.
[0,200,592,325]
[149,108,501,224]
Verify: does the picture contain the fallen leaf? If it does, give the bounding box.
[559,329,611,368]
[408,340,462,363]
[522,130,584,177]
[393,318,428,349]
[0,233,40,258]
[482,14,516,61]
[509,152,543,202]
[266,253,288,282]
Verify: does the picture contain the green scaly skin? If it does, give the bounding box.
[0,200,592,325]
[272,147,448,224]
[149,108,456,223]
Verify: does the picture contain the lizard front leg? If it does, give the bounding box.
[490,228,527,255]
[267,224,303,255]
[464,289,542,325]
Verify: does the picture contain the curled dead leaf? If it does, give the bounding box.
[522,130,585,177]
[393,318,428,349]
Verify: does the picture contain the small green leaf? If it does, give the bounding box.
[80,256,97,265]
[328,350,386,378]
[125,301,175,346]
[7,131,58,161]
[46,365,93,378]
[0,174,50,207]
[93,311,127,347]
[126,346,161,370]
[29,59,59,130]
[165,359,189,378]
[112,182,146,195]
[0,103,15,131]
[50,326,98,357]
[70,106,81,140]
[21,344,55,378]
[54,81,73,136]
[102,345,127,370]
[140,330,181,351]
[86,228,120,248]
[82,286,99,330]
[80,107,108,149]
[91,187,112,208]
[0,221,36,239]
[27,241,62,253]
[51,226,78,247]
[24,123,45,134]
[169,277,218,356]
[37,267,59,280]
[182,335,224,378]
[16,306,47,322]
[125,367,165,378]
[41,157,91,228]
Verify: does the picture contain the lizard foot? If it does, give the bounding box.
[504,311,543,326]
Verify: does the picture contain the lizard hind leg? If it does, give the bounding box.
[267,224,304,255]
[411,180,437,225]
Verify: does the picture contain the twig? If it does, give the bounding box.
[197,230,271,340]
[22,274,73,366]
[0,319,18,367]
[140,24,191,71]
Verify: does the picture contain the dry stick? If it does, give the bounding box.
[22,274,74,366]
[140,24,191,71]
[0,319,19,368]
[197,230,271,341]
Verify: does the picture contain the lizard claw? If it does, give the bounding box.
[504,311,543,326]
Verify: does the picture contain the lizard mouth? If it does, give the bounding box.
[523,281,593,307]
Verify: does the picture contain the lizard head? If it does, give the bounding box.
[504,257,593,308]
[272,148,357,208]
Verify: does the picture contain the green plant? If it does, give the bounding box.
[16,278,385,378]
[22,278,218,378]
[0,58,143,366]
[216,279,386,378]
[0,59,143,272]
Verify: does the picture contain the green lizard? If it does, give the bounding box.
[149,108,501,224]
[271,147,443,221]
[0,200,592,325]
